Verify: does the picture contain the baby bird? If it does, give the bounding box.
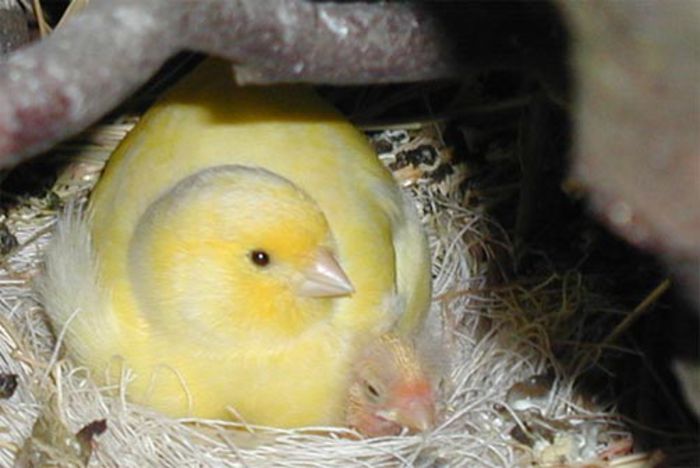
[347,334,436,437]
[38,59,432,430]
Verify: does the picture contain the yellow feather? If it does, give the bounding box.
[38,59,431,428]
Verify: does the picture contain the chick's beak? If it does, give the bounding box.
[380,380,436,433]
[297,247,354,297]
[395,397,435,432]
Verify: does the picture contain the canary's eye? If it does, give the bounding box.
[250,250,270,267]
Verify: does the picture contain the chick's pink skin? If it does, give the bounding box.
[346,334,436,437]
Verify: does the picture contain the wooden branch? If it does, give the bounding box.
[558,0,700,308]
[183,1,463,85]
[0,0,177,165]
[0,0,475,166]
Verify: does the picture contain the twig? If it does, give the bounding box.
[601,278,672,347]
[31,0,51,37]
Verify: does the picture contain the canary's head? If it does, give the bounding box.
[346,333,436,437]
[128,165,354,339]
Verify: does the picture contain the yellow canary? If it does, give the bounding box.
[38,59,432,430]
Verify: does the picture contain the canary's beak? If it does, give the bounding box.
[377,379,436,433]
[297,247,354,297]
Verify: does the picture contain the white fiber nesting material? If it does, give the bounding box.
[0,123,626,467]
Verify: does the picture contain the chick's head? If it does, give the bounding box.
[128,165,354,342]
[347,333,436,437]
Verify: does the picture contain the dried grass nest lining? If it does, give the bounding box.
[0,123,629,467]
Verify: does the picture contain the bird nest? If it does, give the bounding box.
[0,101,659,467]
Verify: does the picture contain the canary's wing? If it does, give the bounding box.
[390,191,432,334]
